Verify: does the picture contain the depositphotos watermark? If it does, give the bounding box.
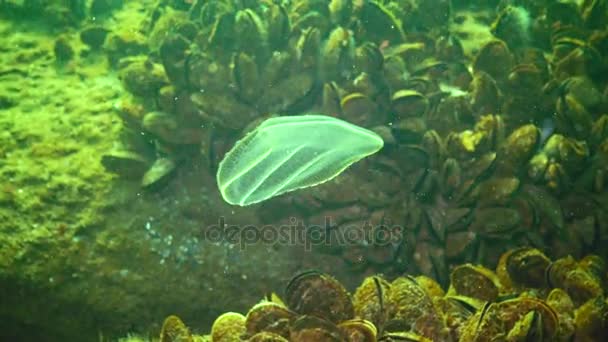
[201,216,405,251]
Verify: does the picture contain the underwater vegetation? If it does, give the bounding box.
[155,248,608,341]
[217,115,383,206]
[0,0,123,26]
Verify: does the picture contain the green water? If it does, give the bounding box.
[0,0,607,341]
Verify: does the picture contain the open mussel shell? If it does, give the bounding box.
[245,301,296,338]
[448,264,501,302]
[285,270,354,324]
[504,247,550,289]
[391,89,429,118]
[340,92,380,127]
[505,310,543,341]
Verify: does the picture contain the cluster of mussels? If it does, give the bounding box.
[101,0,608,279]
[155,248,607,341]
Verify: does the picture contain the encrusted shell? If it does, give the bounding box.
[211,312,245,342]
[245,301,296,338]
[289,315,345,342]
[546,288,576,340]
[448,264,501,302]
[353,275,390,331]
[505,247,551,289]
[338,318,377,342]
[386,275,448,340]
[573,296,608,341]
[248,331,290,342]
[285,271,354,323]
[547,256,603,305]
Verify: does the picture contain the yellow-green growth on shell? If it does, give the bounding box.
[217,114,384,206]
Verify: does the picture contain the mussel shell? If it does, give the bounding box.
[101,149,150,180]
[338,319,377,342]
[232,52,259,103]
[234,9,269,59]
[505,247,551,288]
[468,207,522,238]
[296,27,321,71]
[449,264,500,302]
[358,1,405,44]
[472,40,514,82]
[245,302,296,338]
[266,4,290,51]
[386,276,436,331]
[391,89,429,118]
[210,312,246,342]
[353,275,390,330]
[289,315,345,342]
[355,42,384,74]
[494,297,559,340]
[546,256,603,305]
[340,92,380,127]
[379,331,431,341]
[142,157,176,188]
[285,271,354,323]
[248,331,289,342]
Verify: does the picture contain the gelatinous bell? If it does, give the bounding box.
[217,114,384,206]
